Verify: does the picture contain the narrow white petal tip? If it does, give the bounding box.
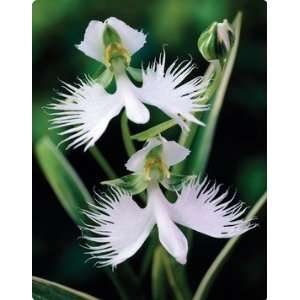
[125,103,150,124]
[176,255,187,265]
[169,177,256,239]
[148,183,188,265]
[48,78,123,151]
[138,51,209,128]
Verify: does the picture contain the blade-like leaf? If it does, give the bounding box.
[185,12,243,176]
[162,249,192,300]
[131,119,176,142]
[35,136,93,225]
[32,276,100,300]
[152,246,167,300]
[192,191,267,300]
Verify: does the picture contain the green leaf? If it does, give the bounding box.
[131,119,176,142]
[162,249,192,300]
[185,12,243,176]
[161,173,196,192]
[35,136,93,225]
[192,191,267,300]
[102,174,148,195]
[35,138,137,300]
[152,246,167,300]
[32,276,100,300]
[141,231,158,278]
[121,112,136,157]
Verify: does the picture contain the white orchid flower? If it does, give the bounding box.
[82,138,255,268]
[47,18,209,151]
[138,52,209,130]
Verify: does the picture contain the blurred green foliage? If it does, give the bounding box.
[33,0,266,299]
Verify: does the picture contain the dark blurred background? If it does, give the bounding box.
[32,0,266,299]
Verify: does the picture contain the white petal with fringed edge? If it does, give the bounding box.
[48,74,151,151]
[48,77,123,151]
[82,189,154,268]
[82,177,255,268]
[125,137,190,172]
[76,17,147,63]
[169,177,257,238]
[138,51,210,130]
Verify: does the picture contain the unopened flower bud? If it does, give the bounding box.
[198,19,234,64]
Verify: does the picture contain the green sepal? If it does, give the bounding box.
[101,174,148,195]
[95,68,114,88]
[127,66,143,82]
[161,173,196,192]
[198,22,218,61]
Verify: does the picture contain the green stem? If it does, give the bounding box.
[141,231,158,278]
[89,146,117,179]
[152,245,167,300]
[186,12,242,177]
[192,191,267,300]
[121,112,136,157]
[174,62,223,177]
[106,271,130,300]
[162,250,191,300]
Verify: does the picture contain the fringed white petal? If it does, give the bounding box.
[48,77,123,151]
[76,20,106,62]
[106,17,147,55]
[169,177,256,238]
[82,189,154,268]
[125,138,161,172]
[116,74,150,124]
[148,183,188,264]
[139,51,210,130]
